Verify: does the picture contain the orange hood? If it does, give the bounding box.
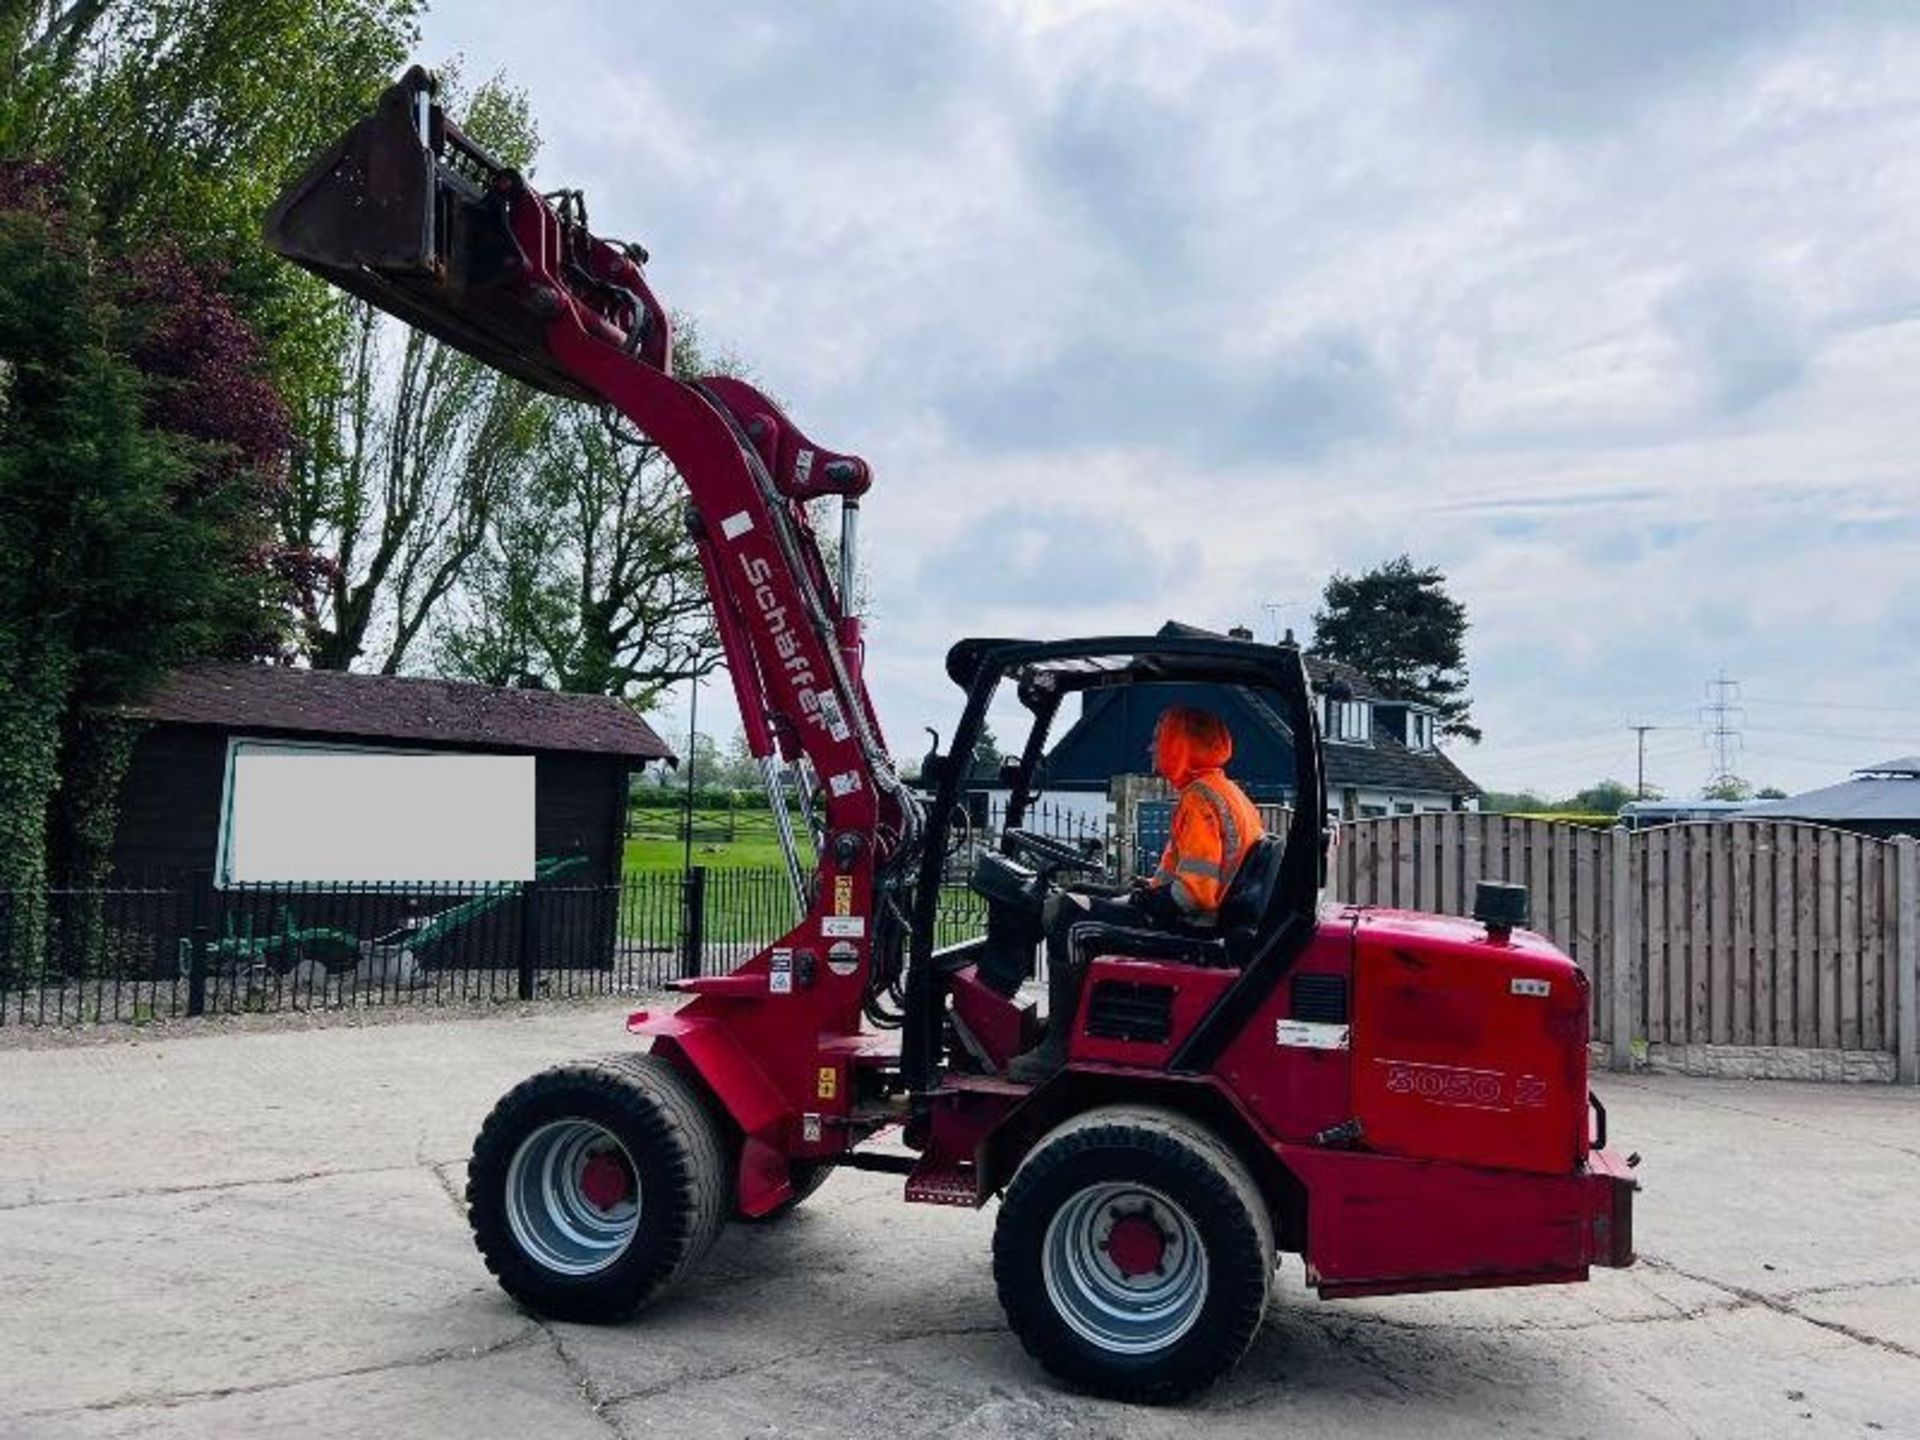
[1153,706,1234,789]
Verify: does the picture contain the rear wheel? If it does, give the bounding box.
[467,1053,730,1322]
[993,1107,1273,1402]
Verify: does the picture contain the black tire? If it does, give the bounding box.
[993,1106,1273,1403]
[467,1052,731,1323]
[738,1160,833,1224]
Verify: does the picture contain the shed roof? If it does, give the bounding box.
[1859,755,1920,778]
[1739,770,1920,824]
[122,663,673,761]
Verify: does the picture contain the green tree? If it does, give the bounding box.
[0,174,285,898]
[280,71,550,673]
[969,722,1007,782]
[1702,775,1753,802]
[1567,779,1637,816]
[1755,785,1788,800]
[682,730,721,788]
[1479,790,1550,814]
[713,728,766,791]
[1312,555,1478,742]
[433,319,736,703]
[285,298,550,672]
[2,1,424,437]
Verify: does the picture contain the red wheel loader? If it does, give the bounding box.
[266,69,1638,1402]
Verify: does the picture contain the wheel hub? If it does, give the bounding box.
[1042,1182,1209,1355]
[1103,1212,1168,1278]
[503,1119,642,1276]
[579,1149,634,1211]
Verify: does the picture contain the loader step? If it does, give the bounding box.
[905,1162,980,1207]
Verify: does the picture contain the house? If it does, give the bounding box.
[110,663,673,884]
[1736,756,1920,839]
[1037,622,1481,822]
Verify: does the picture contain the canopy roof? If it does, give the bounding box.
[1740,761,1920,824]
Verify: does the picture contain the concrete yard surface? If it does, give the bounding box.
[2,1004,1917,1438]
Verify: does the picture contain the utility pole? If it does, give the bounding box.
[681,673,700,874]
[1628,724,1663,800]
[1700,672,1744,794]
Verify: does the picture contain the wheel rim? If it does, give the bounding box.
[1041,1181,1208,1355]
[504,1119,640,1276]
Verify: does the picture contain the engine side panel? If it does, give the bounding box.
[1348,909,1591,1176]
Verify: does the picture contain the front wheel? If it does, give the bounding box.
[467,1053,730,1323]
[993,1107,1273,1402]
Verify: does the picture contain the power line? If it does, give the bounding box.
[1743,741,1871,769]
[1745,722,1917,744]
[1744,695,1920,716]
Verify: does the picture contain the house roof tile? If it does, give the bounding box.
[1324,720,1481,797]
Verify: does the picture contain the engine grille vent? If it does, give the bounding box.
[1291,971,1349,1025]
[1086,981,1175,1044]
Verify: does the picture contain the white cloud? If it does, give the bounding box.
[422,0,1920,798]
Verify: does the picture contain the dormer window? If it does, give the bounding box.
[1325,698,1371,744]
[1407,710,1436,752]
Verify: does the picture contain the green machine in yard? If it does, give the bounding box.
[182,855,589,981]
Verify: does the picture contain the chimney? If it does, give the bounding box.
[1228,624,1254,641]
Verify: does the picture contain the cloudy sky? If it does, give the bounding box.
[423,0,1920,799]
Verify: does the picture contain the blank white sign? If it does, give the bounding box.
[219,742,536,885]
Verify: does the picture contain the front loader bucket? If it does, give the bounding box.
[264,66,439,278]
[265,66,662,401]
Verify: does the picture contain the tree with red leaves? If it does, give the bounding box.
[0,162,293,895]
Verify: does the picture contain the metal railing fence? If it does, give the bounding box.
[0,867,987,1027]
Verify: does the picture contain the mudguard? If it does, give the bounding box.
[627,1008,796,1216]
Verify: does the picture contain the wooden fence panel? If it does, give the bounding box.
[1720,829,1735,1044]
[1671,828,1693,1045]
[1331,814,1906,1063]
[1773,825,1795,1046]
[1687,827,1711,1044]
[1794,828,1818,1047]
[1864,840,1887,1051]
[1751,823,1773,1047]
[1335,814,1612,1042]
[1840,833,1862,1051]
[1645,826,1667,1044]
[1731,822,1753,1044]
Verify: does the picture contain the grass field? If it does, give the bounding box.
[623,835,810,872]
[619,799,992,950]
[623,799,815,873]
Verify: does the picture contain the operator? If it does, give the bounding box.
[1008,705,1265,1082]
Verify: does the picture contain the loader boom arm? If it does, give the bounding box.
[266,68,919,1027]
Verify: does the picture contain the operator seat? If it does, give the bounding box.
[1066,832,1285,972]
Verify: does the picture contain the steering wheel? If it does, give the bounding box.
[1003,827,1104,878]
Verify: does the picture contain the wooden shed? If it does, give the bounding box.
[111,663,672,884]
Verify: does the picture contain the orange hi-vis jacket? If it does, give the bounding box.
[1148,708,1266,919]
